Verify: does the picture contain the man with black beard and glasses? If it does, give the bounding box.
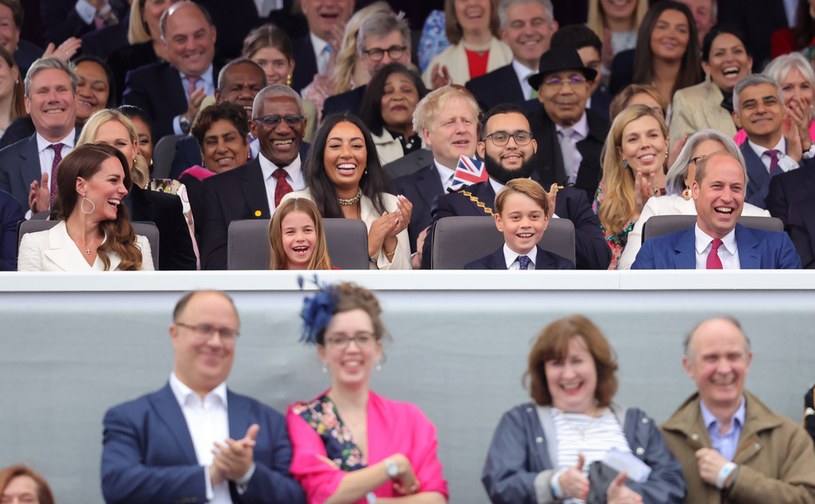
[423,103,610,270]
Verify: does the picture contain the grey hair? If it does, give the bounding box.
[355,11,411,57]
[251,84,304,117]
[732,73,784,114]
[683,315,751,359]
[498,0,554,28]
[693,150,749,187]
[763,52,815,120]
[24,57,77,97]
[217,58,267,92]
[664,129,746,195]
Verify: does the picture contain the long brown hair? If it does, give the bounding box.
[269,198,332,270]
[0,464,55,504]
[444,0,501,45]
[56,143,144,270]
[0,45,24,121]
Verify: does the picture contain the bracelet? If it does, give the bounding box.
[715,462,737,489]
[550,469,564,498]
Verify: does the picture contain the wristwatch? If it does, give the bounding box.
[385,458,399,480]
[178,115,191,135]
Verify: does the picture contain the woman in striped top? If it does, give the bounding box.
[482,315,686,504]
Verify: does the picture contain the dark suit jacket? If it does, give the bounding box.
[200,157,271,270]
[766,160,815,227]
[0,117,36,150]
[609,49,634,97]
[527,107,608,200]
[464,244,575,270]
[465,64,525,111]
[101,383,305,504]
[124,61,220,140]
[391,164,444,254]
[171,136,205,180]
[126,185,197,270]
[292,35,318,93]
[0,130,79,208]
[718,0,787,70]
[322,86,367,119]
[41,0,129,45]
[0,188,22,271]
[739,142,815,210]
[14,39,43,76]
[80,13,129,59]
[631,224,801,269]
[108,42,159,104]
[383,148,433,181]
[787,197,815,269]
[425,181,610,270]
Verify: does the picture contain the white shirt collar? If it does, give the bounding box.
[747,137,785,160]
[694,223,737,255]
[556,112,589,139]
[259,151,302,181]
[36,130,75,152]
[169,372,227,408]
[511,59,536,99]
[503,242,537,269]
[310,32,330,54]
[433,159,456,191]
[176,65,215,87]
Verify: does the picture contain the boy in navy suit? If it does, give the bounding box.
[465,178,574,270]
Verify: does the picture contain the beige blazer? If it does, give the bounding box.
[670,80,737,146]
[422,38,513,88]
[281,188,411,270]
[17,221,154,271]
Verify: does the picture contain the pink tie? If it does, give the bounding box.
[765,149,782,177]
[706,239,723,270]
[185,75,200,97]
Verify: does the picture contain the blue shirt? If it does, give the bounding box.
[700,397,745,462]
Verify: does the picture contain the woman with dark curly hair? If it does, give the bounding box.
[288,281,448,503]
[482,315,685,504]
[359,63,428,166]
[18,143,153,271]
[281,113,412,269]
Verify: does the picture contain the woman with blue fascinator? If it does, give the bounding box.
[287,281,448,503]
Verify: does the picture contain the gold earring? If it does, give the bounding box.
[286,74,292,87]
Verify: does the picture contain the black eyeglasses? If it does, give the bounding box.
[175,322,240,342]
[484,130,533,146]
[363,45,407,62]
[253,114,305,127]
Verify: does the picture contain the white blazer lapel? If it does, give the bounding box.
[42,222,93,271]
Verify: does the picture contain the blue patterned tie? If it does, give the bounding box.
[518,255,531,270]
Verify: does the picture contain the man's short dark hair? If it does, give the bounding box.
[551,24,602,54]
[481,103,528,139]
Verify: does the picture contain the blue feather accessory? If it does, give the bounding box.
[298,275,338,345]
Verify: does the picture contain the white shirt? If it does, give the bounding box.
[310,32,332,74]
[169,373,232,503]
[260,152,305,213]
[783,0,799,27]
[75,0,112,24]
[556,113,588,184]
[511,59,536,101]
[254,0,282,16]
[36,131,76,180]
[433,160,456,193]
[695,224,740,269]
[503,243,537,270]
[747,138,799,174]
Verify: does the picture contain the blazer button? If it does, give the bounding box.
[754,442,761,450]
[527,407,533,413]
[691,433,700,441]
[636,447,645,455]
[536,436,544,443]
[641,417,649,423]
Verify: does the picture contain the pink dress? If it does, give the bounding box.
[287,391,448,503]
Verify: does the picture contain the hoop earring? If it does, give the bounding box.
[80,196,96,214]
[682,187,692,200]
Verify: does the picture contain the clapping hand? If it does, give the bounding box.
[29,173,50,213]
[210,424,259,485]
[430,64,451,89]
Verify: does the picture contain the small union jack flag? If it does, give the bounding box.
[451,155,487,189]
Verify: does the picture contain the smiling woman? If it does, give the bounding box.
[280,114,413,270]
[483,315,686,504]
[17,143,153,271]
[73,55,116,125]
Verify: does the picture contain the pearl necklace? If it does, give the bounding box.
[337,189,362,206]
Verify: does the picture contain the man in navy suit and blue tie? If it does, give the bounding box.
[632,151,801,269]
[101,290,305,504]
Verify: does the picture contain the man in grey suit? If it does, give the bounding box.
[0,57,78,214]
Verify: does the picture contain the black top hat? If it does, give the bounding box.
[527,48,598,90]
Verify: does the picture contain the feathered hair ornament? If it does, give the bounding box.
[298,275,338,345]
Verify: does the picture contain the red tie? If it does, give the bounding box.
[707,238,723,269]
[48,143,64,208]
[273,168,293,208]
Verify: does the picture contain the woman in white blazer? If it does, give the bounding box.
[280,114,412,270]
[422,0,512,88]
[618,129,769,269]
[18,144,154,271]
